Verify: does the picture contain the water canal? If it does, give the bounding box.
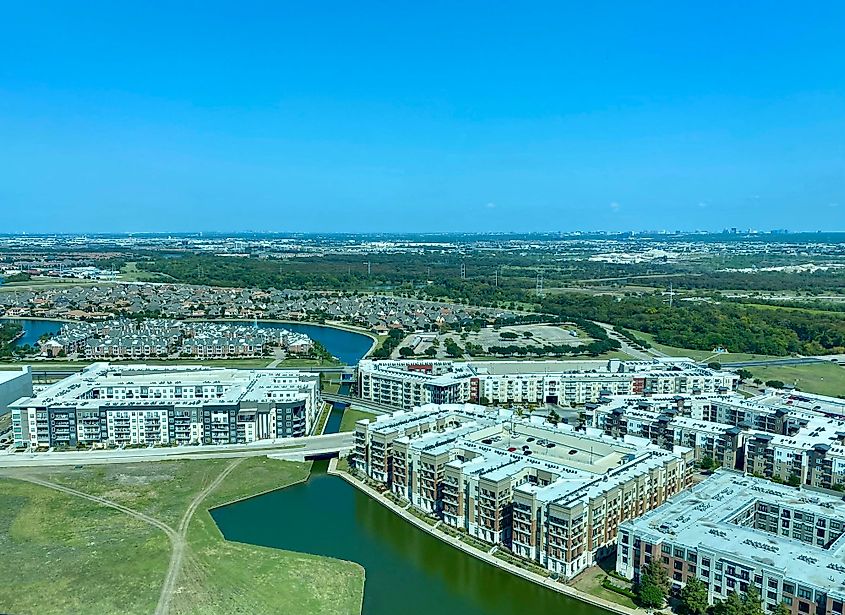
[5,318,374,364]
[211,460,609,615]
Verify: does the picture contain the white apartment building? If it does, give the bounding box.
[10,362,320,448]
[356,358,738,410]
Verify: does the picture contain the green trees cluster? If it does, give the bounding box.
[444,338,464,357]
[139,251,845,358]
[0,322,24,358]
[2,272,31,283]
[660,568,785,615]
[637,560,670,607]
[371,329,404,359]
[539,293,845,356]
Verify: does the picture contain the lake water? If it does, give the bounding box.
[5,319,373,364]
[212,461,608,615]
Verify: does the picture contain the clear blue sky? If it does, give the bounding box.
[1,2,843,233]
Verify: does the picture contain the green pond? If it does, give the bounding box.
[211,461,611,615]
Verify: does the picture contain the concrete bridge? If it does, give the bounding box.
[321,393,394,415]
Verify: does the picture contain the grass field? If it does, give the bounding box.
[0,457,364,615]
[339,408,378,432]
[746,363,845,398]
[0,477,170,615]
[119,262,174,283]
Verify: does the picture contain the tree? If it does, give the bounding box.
[679,576,709,615]
[741,586,764,615]
[772,603,791,615]
[787,473,801,487]
[699,455,716,471]
[713,592,745,615]
[737,369,753,381]
[637,560,669,608]
[766,380,785,389]
[398,346,415,357]
[708,361,722,370]
[639,583,666,608]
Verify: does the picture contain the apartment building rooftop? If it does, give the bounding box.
[11,362,316,410]
[625,470,845,595]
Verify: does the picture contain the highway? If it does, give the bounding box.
[0,432,353,469]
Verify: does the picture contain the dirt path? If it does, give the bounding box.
[11,475,177,540]
[6,459,244,615]
[154,457,244,615]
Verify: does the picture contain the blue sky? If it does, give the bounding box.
[1,2,843,233]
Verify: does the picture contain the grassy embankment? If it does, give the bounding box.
[338,408,378,433]
[630,330,845,397]
[0,457,363,615]
[745,363,845,398]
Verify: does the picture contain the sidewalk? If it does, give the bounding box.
[327,459,644,615]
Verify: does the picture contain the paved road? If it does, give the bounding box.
[0,432,353,468]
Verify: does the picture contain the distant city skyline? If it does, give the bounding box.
[2,2,843,233]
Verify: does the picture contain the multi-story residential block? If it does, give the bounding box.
[590,391,845,490]
[353,403,694,579]
[589,394,746,468]
[10,362,320,448]
[617,470,845,615]
[356,358,738,410]
[0,366,32,416]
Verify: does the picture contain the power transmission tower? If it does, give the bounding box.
[536,272,544,296]
[363,261,371,276]
[494,267,499,287]
[460,262,466,280]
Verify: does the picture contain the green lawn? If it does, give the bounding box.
[339,408,378,432]
[0,277,106,291]
[322,380,341,394]
[747,363,845,398]
[0,457,364,615]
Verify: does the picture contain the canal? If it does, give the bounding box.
[211,460,609,615]
[5,319,374,365]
